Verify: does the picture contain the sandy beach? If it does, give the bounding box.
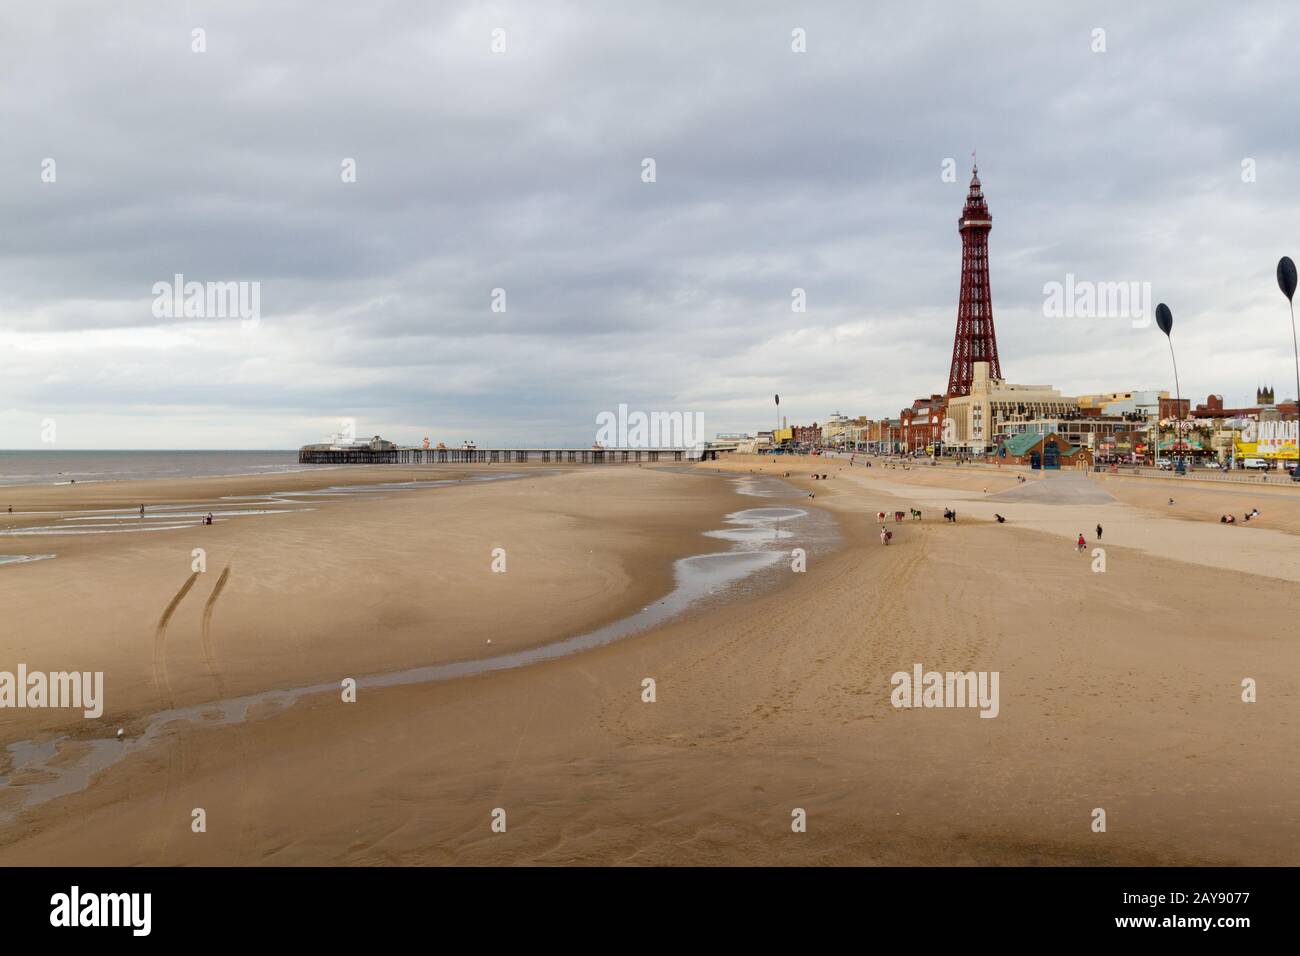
[1,456,1297,865]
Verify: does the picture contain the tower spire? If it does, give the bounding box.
[946,164,1002,396]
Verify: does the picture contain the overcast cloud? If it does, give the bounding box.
[2,0,1299,448]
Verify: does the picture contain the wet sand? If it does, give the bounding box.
[2,456,1298,865]
[0,465,752,745]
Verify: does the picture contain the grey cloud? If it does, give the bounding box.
[2,0,1300,447]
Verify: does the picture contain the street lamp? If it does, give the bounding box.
[1278,257,1299,480]
[1154,302,1184,475]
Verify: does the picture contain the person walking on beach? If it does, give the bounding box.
[880,527,890,546]
[139,504,145,519]
[1076,532,1087,553]
[1096,523,1103,540]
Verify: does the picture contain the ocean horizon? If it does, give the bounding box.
[0,449,312,487]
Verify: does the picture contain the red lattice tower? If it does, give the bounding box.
[946,165,1002,396]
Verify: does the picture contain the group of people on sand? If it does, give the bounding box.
[1075,523,1104,552]
[137,503,214,525]
[806,472,831,499]
[1220,508,1260,524]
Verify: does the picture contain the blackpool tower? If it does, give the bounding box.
[945,164,1002,396]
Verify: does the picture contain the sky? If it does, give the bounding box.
[3,0,1300,449]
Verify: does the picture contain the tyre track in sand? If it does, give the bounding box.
[151,564,237,862]
[196,563,256,863]
[153,572,200,710]
[148,570,200,863]
[200,565,232,698]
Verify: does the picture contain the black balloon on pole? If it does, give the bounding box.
[1279,257,1300,481]
[1155,303,1173,337]
[1154,302,1182,473]
[1278,256,1297,302]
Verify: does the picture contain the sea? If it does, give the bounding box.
[0,450,312,487]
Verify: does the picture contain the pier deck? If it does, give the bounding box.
[298,446,717,465]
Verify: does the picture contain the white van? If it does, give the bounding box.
[1242,458,1269,470]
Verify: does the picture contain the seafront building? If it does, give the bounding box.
[792,422,820,445]
[897,395,946,454]
[943,362,1077,455]
[995,414,1132,448]
[1077,390,1166,418]
[993,430,1090,468]
[821,412,853,446]
[1190,389,1298,422]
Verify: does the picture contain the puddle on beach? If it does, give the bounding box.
[0,554,55,566]
[0,473,837,821]
[730,476,786,498]
[704,506,804,546]
[0,473,527,537]
[0,511,310,536]
[250,472,527,499]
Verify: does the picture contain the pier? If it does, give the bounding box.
[298,446,720,465]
